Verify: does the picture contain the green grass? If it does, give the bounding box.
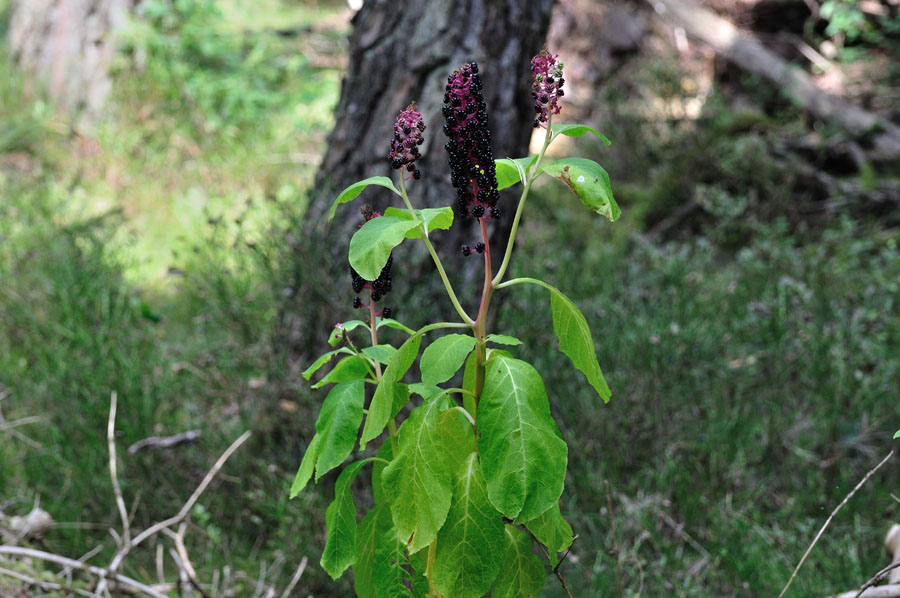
[497,187,900,596]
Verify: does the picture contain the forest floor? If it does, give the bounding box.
[1,1,899,597]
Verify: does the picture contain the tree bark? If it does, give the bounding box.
[314,0,556,267]
[7,0,131,117]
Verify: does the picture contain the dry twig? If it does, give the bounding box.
[778,450,895,598]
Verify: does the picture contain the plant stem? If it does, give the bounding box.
[369,294,397,454]
[473,216,493,397]
[426,538,439,597]
[398,176,475,326]
[492,117,554,287]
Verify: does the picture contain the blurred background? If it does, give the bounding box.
[1,0,899,596]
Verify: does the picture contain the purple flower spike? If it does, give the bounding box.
[389,102,426,180]
[531,48,564,128]
[442,61,500,221]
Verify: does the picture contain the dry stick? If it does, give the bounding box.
[108,392,131,547]
[833,585,900,598]
[162,524,211,598]
[278,557,308,598]
[778,450,895,598]
[169,547,195,598]
[0,546,170,598]
[0,564,96,598]
[854,562,900,598]
[605,481,625,598]
[107,430,253,575]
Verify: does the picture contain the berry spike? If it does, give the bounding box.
[442,61,499,220]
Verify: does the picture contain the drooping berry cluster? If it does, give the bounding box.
[389,102,426,180]
[442,62,500,220]
[350,207,393,316]
[531,48,564,128]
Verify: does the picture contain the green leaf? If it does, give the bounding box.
[381,397,453,554]
[360,334,422,449]
[485,334,522,346]
[378,318,415,334]
[492,525,546,598]
[361,344,397,364]
[328,319,370,347]
[354,504,411,598]
[433,453,505,598]
[541,157,620,221]
[478,356,567,520]
[321,459,373,579]
[328,176,400,222]
[895,430,899,439]
[549,286,611,402]
[311,355,370,389]
[383,206,454,239]
[372,440,393,504]
[495,156,538,190]
[315,380,366,481]
[302,348,355,379]
[349,216,419,281]
[420,333,477,387]
[290,433,322,498]
[408,383,441,398]
[523,502,574,566]
[550,123,612,146]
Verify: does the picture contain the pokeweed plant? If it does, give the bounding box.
[291,49,620,598]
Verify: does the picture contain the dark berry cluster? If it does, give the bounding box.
[350,255,393,313]
[442,62,500,220]
[531,48,564,128]
[350,208,393,316]
[389,102,426,180]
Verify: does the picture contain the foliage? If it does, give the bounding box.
[117,0,319,132]
[293,54,619,597]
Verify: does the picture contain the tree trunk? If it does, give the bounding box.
[314,0,556,269]
[7,0,131,117]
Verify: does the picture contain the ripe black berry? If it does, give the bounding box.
[382,306,392,318]
[475,242,485,254]
[352,297,361,309]
[461,245,471,257]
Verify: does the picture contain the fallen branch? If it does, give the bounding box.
[649,0,900,161]
[128,430,202,455]
[778,450,894,598]
[0,546,170,598]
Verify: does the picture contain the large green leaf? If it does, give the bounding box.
[360,333,422,449]
[478,356,567,521]
[354,504,411,598]
[361,344,397,364]
[433,453,505,598]
[548,285,611,402]
[894,429,899,439]
[328,176,400,221]
[495,156,538,190]
[289,433,321,498]
[541,157,620,221]
[314,380,366,481]
[320,459,372,579]
[381,397,453,554]
[311,355,370,389]
[420,333,476,387]
[492,525,546,598]
[302,348,355,379]
[550,123,612,146]
[383,206,454,239]
[349,216,419,281]
[523,502,574,566]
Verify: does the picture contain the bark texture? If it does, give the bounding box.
[314,0,555,263]
[8,0,131,116]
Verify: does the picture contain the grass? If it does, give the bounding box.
[2,2,899,597]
